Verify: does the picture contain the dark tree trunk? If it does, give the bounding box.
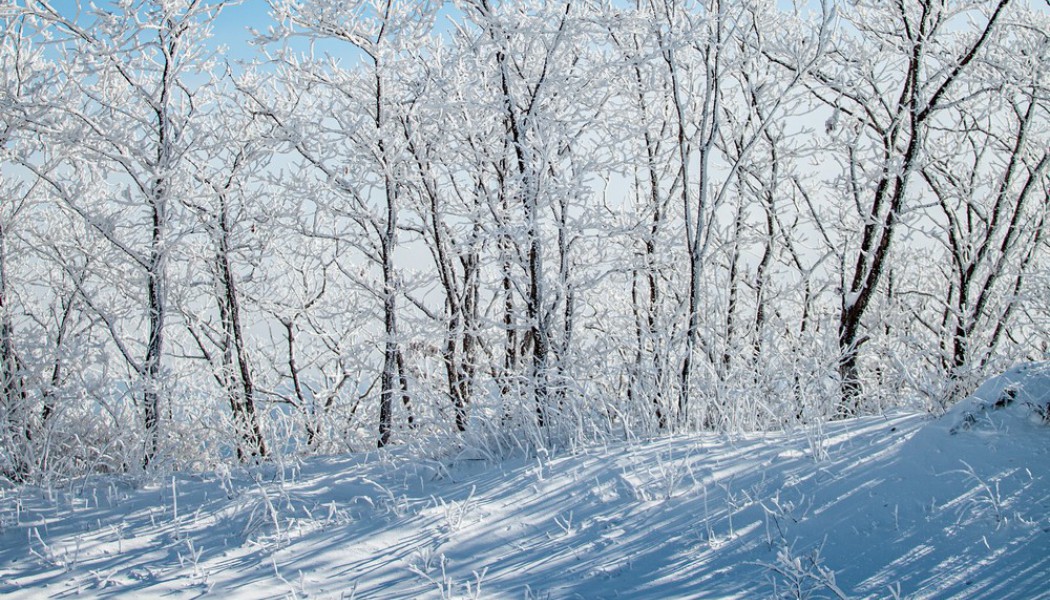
[0,222,29,479]
[215,194,267,459]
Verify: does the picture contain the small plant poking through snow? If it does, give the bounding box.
[435,485,478,533]
[762,542,851,600]
[405,549,488,600]
[953,461,1007,527]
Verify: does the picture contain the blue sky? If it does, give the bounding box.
[38,0,820,66]
[39,0,273,62]
[211,1,275,62]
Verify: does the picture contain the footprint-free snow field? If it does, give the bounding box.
[2,365,1048,599]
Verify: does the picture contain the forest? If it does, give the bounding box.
[1,0,1048,480]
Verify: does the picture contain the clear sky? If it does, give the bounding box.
[32,0,858,71]
[38,0,274,62]
[211,1,276,62]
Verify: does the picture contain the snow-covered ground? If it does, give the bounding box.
[2,366,1048,599]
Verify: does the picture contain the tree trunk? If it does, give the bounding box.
[0,221,29,479]
[215,194,267,459]
[143,181,166,466]
[834,0,1012,416]
[378,205,397,448]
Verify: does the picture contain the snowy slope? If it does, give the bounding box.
[1,366,1048,599]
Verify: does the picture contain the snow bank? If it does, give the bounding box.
[946,362,1050,435]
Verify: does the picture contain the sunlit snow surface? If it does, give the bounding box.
[2,366,1048,598]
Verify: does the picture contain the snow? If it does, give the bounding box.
[2,367,1049,599]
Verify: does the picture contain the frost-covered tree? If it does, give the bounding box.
[0,0,1045,477]
[919,4,1050,398]
[0,7,41,479]
[179,78,274,460]
[783,0,1017,415]
[258,0,442,446]
[22,0,231,465]
[460,0,618,429]
[397,65,485,433]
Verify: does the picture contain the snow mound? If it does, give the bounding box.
[947,362,1050,435]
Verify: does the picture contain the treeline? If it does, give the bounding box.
[1,0,1047,479]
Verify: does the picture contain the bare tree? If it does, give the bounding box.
[261,0,438,447]
[0,9,37,478]
[637,0,829,427]
[24,0,231,465]
[399,97,484,432]
[461,0,614,430]
[803,0,1015,415]
[180,85,274,459]
[607,5,679,429]
[920,9,1050,398]
[466,0,567,425]
[0,194,30,479]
